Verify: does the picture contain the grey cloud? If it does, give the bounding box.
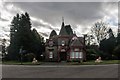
[11,2,104,26]
[3,2,118,38]
[0,12,9,21]
[5,0,119,2]
[0,18,9,21]
[31,20,59,31]
[39,32,49,37]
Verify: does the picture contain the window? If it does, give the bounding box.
[70,52,83,59]
[61,40,65,46]
[79,52,83,58]
[74,48,79,51]
[49,41,53,47]
[49,52,53,58]
[70,52,74,58]
[75,52,79,58]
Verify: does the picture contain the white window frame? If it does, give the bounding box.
[79,52,83,59]
[70,51,83,59]
[75,52,79,58]
[74,48,79,52]
[70,52,74,58]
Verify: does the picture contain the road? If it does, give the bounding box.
[1,64,119,78]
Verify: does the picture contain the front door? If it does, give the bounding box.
[60,52,67,61]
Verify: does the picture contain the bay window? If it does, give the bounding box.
[79,52,83,58]
[75,52,79,58]
[70,52,74,58]
[70,51,83,59]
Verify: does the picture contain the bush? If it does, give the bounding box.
[86,49,98,60]
[24,53,35,62]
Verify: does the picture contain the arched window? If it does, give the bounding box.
[61,40,65,46]
[49,52,53,58]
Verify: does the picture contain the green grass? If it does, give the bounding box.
[67,60,120,65]
[2,60,120,65]
[2,61,42,65]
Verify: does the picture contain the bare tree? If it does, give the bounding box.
[91,21,109,45]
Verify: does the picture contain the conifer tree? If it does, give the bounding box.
[8,12,45,61]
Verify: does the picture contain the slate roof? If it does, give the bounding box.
[70,36,84,47]
[78,37,84,44]
[49,30,57,39]
[59,22,69,35]
[65,25,73,35]
[47,21,85,47]
[46,35,59,46]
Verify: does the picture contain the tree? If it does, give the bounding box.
[2,39,6,61]
[8,12,45,61]
[108,28,114,37]
[84,34,95,46]
[113,45,120,59]
[30,28,45,60]
[116,33,120,45]
[113,33,120,59]
[8,13,20,60]
[91,21,109,45]
[99,28,116,59]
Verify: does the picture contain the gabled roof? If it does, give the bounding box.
[49,30,57,39]
[78,37,84,44]
[70,36,84,47]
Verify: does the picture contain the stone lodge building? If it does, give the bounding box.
[44,20,86,62]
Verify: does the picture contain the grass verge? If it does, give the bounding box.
[67,60,120,65]
[2,60,120,65]
[2,61,41,65]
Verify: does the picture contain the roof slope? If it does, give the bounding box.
[49,30,57,39]
[65,25,73,35]
[70,37,84,47]
[59,22,68,35]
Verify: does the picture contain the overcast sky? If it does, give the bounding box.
[0,0,118,42]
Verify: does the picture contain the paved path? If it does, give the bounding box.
[1,64,119,78]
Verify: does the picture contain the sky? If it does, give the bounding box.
[0,0,119,45]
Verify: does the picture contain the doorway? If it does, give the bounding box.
[60,52,67,61]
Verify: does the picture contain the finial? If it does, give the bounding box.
[62,17,64,23]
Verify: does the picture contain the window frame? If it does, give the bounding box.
[49,51,53,58]
[79,52,83,59]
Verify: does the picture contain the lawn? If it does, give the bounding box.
[2,61,41,65]
[67,60,120,65]
[1,60,120,65]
